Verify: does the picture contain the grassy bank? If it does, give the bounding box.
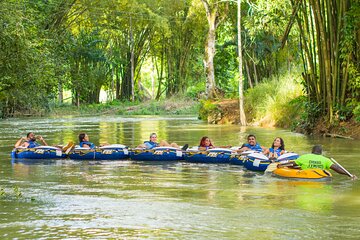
[199,70,360,138]
[244,72,304,128]
[49,96,200,117]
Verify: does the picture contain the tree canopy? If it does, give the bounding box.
[0,0,358,126]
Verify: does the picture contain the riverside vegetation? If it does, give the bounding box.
[1,0,359,138]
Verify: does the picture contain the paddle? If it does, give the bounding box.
[264,162,279,173]
[330,157,355,179]
[63,141,75,154]
[264,159,296,173]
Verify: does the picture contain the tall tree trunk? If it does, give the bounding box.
[253,58,258,85]
[237,0,246,126]
[245,60,253,88]
[130,16,135,102]
[115,68,120,100]
[201,0,218,99]
[58,82,63,104]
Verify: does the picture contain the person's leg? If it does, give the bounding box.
[170,142,180,148]
[159,140,171,146]
[62,141,74,151]
[137,143,146,148]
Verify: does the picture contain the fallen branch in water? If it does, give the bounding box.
[324,133,353,140]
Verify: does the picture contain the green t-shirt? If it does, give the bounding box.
[295,153,333,170]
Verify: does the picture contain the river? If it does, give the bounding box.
[1,115,359,239]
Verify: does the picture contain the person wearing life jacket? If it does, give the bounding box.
[278,145,357,180]
[198,136,215,150]
[139,133,159,149]
[263,137,285,159]
[14,132,48,148]
[238,134,265,152]
[138,133,188,150]
[78,133,96,149]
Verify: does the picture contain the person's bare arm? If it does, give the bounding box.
[330,164,358,179]
[37,136,48,146]
[15,137,26,148]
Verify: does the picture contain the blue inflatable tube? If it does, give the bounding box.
[69,144,129,160]
[229,150,257,165]
[11,146,67,159]
[184,148,232,164]
[130,147,184,161]
[244,152,300,171]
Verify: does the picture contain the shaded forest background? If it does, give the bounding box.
[0,0,359,131]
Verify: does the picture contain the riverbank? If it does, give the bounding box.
[48,97,200,117]
[8,95,360,139]
[199,99,360,140]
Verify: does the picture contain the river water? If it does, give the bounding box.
[0,115,359,239]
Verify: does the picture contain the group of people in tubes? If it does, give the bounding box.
[14,132,357,180]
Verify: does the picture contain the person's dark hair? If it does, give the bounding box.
[199,136,213,147]
[247,134,256,140]
[79,133,86,142]
[312,145,323,155]
[27,132,33,138]
[271,137,285,150]
[149,133,157,138]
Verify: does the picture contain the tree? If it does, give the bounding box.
[237,0,246,125]
[294,0,360,124]
[201,0,229,99]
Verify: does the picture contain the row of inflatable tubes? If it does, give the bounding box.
[11,145,333,180]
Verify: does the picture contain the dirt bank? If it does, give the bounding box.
[299,119,360,140]
[201,99,360,140]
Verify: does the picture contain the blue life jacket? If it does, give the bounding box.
[144,141,159,149]
[199,146,211,150]
[80,141,95,149]
[27,140,39,148]
[243,143,262,152]
[269,147,282,156]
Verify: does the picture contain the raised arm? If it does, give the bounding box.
[37,136,48,146]
[15,137,26,148]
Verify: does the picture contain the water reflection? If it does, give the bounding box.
[1,115,360,239]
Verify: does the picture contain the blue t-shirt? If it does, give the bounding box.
[242,143,262,152]
[80,141,95,149]
[144,141,159,149]
[27,140,39,148]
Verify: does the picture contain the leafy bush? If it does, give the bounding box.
[244,72,304,126]
[198,100,218,120]
[186,81,206,99]
[287,97,322,132]
[353,103,360,122]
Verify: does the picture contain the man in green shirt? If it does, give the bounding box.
[279,145,357,180]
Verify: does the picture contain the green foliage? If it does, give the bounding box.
[341,1,360,103]
[117,97,199,115]
[334,104,353,121]
[241,0,301,83]
[13,186,23,198]
[186,81,206,99]
[278,96,306,128]
[198,100,218,121]
[0,0,358,126]
[0,186,23,199]
[288,97,323,132]
[0,1,60,117]
[244,71,304,126]
[51,96,199,116]
[352,103,360,123]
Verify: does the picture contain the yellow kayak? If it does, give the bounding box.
[273,167,332,180]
